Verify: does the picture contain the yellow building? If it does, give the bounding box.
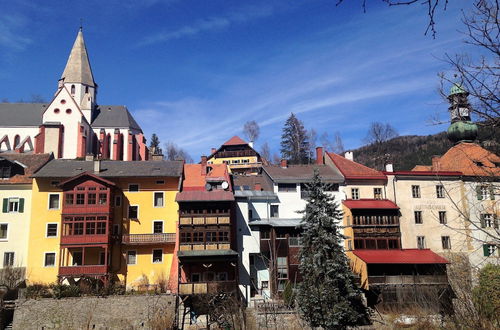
[207,136,262,175]
[27,159,183,289]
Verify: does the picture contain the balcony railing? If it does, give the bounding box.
[180,216,230,225]
[178,281,237,295]
[369,275,448,285]
[60,234,110,245]
[353,216,400,226]
[215,150,257,158]
[179,243,231,251]
[59,265,108,276]
[122,233,176,245]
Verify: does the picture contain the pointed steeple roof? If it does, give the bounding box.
[60,28,95,87]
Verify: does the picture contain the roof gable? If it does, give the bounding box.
[327,152,386,180]
[91,105,142,131]
[223,136,248,146]
[60,29,95,87]
[59,172,116,187]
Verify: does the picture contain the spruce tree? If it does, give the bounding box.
[149,133,161,154]
[280,113,310,164]
[297,171,368,329]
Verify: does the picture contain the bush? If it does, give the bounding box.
[49,283,81,299]
[282,281,295,308]
[472,264,500,325]
[25,283,52,299]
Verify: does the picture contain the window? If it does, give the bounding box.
[180,232,192,243]
[65,193,74,205]
[3,197,23,213]
[115,196,122,207]
[87,193,96,205]
[270,205,279,218]
[417,236,426,249]
[483,244,497,257]
[373,188,382,199]
[3,252,14,267]
[441,236,451,250]
[351,188,360,200]
[277,257,288,279]
[216,272,228,281]
[289,234,302,247]
[44,252,56,267]
[0,224,7,240]
[261,230,270,239]
[412,185,421,198]
[261,281,269,289]
[127,251,137,265]
[206,231,217,242]
[46,223,58,237]
[98,193,107,205]
[191,273,201,282]
[156,180,164,185]
[481,214,494,228]
[219,232,229,242]
[46,194,59,209]
[477,185,493,200]
[128,184,139,192]
[76,193,85,205]
[439,211,447,224]
[128,205,138,219]
[154,192,164,207]
[0,167,11,179]
[436,185,445,198]
[232,160,240,164]
[193,232,204,243]
[152,249,163,263]
[414,211,423,224]
[278,183,296,192]
[153,221,163,234]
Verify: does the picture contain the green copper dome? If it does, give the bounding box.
[449,83,467,96]
[447,121,478,143]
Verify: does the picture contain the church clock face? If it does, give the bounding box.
[458,107,469,117]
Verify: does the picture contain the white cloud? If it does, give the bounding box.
[0,14,31,51]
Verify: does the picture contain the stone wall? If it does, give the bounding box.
[13,294,175,330]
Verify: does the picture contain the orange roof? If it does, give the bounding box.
[343,199,399,210]
[413,142,500,177]
[327,152,386,181]
[222,136,248,146]
[353,249,449,264]
[182,163,230,190]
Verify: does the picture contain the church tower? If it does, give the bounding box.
[447,83,478,143]
[58,28,97,123]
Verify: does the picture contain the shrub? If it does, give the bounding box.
[472,264,500,325]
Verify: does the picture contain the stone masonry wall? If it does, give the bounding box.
[13,294,175,330]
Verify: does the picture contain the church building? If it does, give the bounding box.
[0,29,148,160]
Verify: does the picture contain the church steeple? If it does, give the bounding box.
[59,28,97,123]
[447,83,478,144]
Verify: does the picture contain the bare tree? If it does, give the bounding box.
[260,142,271,162]
[30,94,46,103]
[320,132,345,154]
[439,0,499,129]
[308,128,318,163]
[164,141,193,163]
[364,122,399,145]
[243,120,260,142]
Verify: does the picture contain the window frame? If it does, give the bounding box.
[436,185,445,198]
[441,236,451,250]
[0,223,8,241]
[152,220,164,234]
[46,223,59,238]
[128,205,139,219]
[152,249,163,263]
[439,211,447,224]
[3,252,14,267]
[417,236,426,249]
[414,211,423,224]
[7,198,20,213]
[277,183,297,192]
[153,191,164,208]
[44,252,56,267]
[126,250,137,265]
[270,205,279,218]
[373,188,382,199]
[411,185,421,198]
[351,188,360,200]
[128,184,140,192]
[48,193,60,210]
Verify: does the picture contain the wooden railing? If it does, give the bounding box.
[179,243,231,251]
[369,275,448,285]
[59,265,108,276]
[179,216,230,225]
[215,150,257,158]
[122,233,176,245]
[61,234,110,245]
[179,281,237,295]
[353,216,399,226]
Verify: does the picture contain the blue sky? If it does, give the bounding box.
[0,0,475,159]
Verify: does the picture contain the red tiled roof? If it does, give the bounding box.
[353,249,449,264]
[183,164,230,189]
[0,153,52,184]
[385,170,462,176]
[343,199,399,210]
[327,152,386,181]
[176,191,234,202]
[223,136,248,146]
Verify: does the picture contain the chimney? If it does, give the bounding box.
[432,156,440,171]
[94,159,101,173]
[248,141,254,148]
[254,183,262,191]
[316,147,324,165]
[211,148,216,154]
[385,163,394,172]
[280,159,287,168]
[151,154,164,161]
[201,155,207,176]
[344,151,354,161]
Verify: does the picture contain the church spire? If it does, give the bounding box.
[60,28,95,87]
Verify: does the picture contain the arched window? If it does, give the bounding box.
[13,135,20,149]
[71,85,75,95]
[85,86,89,94]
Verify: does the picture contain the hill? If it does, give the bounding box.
[350,126,499,171]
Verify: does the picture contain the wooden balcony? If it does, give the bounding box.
[215,150,257,158]
[180,215,230,225]
[369,275,448,286]
[179,243,231,251]
[59,265,108,276]
[61,234,110,245]
[122,233,176,245]
[178,281,237,295]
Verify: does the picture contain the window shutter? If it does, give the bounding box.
[476,186,483,200]
[19,198,24,213]
[489,186,495,200]
[483,245,490,257]
[494,215,499,229]
[480,214,486,228]
[2,199,7,213]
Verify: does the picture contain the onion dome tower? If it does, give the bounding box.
[447,83,478,143]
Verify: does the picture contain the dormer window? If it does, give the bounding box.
[0,167,11,179]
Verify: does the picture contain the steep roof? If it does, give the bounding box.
[413,142,500,177]
[60,29,95,87]
[233,175,273,191]
[327,152,387,181]
[91,105,142,131]
[32,159,183,178]
[353,249,449,264]
[343,199,399,210]
[263,164,343,183]
[0,153,52,184]
[177,163,233,201]
[223,136,248,146]
[0,103,47,127]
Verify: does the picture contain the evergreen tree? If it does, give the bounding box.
[149,133,161,155]
[280,113,309,164]
[297,171,368,329]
